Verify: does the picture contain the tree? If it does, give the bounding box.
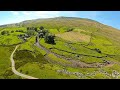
[27,30,35,36]
[38,29,48,38]
[31,27,35,30]
[1,31,6,35]
[16,30,18,32]
[1,31,9,35]
[34,27,38,32]
[44,33,55,44]
[11,31,14,33]
[44,33,49,42]
[19,30,23,32]
[42,29,48,36]
[40,26,44,30]
[38,33,44,38]
[27,27,29,30]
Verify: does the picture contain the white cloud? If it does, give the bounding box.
[10,11,60,20]
[22,11,32,15]
[33,11,60,18]
[10,11,80,19]
[10,11,19,15]
[60,11,78,17]
[7,11,101,25]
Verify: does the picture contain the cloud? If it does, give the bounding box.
[22,11,32,15]
[33,11,60,18]
[8,11,101,25]
[10,11,19,15]
[10,11,60,20]
[9,11,100,20]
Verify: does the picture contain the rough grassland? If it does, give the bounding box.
[56,31,90,43]
[17,62,78,79]
[0,46,21,79]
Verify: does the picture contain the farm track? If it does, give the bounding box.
[10,45,38,79]
[35,36,111,68]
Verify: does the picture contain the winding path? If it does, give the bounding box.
[10,45,38,79]
[35,36,112,68]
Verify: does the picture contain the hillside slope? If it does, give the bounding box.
[1,16,120,46]
[1,17,120,79]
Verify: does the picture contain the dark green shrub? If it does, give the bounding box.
[44,33,55,44]
[40,26,44,30]
[1,31,9,35]
[11,31,14,33]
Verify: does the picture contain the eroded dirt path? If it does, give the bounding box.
[35,36,112,68]
[10,45,38,79]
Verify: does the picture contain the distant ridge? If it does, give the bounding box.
[0,16,119,31]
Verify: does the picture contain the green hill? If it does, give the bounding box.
[0,16,113,28]
[1,16,120,45]
[1,17,120,79]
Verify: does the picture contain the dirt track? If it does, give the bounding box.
[10,45,38,79]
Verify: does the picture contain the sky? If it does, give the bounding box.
[0,11,120,30]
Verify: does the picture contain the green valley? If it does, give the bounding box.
[0,16,120,79]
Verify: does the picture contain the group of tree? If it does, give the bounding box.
[1,31,9,35]
[38,26,55,44]
[1,30,24,35]
[18,34,29,38]
[16,30,24,32]
[26,26,45,38]
[27,27,37,32]
[44,33,55,44]
[27,26,45,32]
[39,26,44,30]
[26,30,35,36]
[18,34,29,41]
[38,30,48,38]
[38,26,48,38]
[11,31,14,33]
[26,26,55,44]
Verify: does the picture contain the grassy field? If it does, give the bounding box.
[46,53,72,65]
[0,27,26,45]
[56,31,90,43]
[0,27,27,32]
[0,46,12,78]
[1,17,120,79]
[12,35,78,79]
[49,29,59,34]
[85,32,120,63]
[0,34,23,45]
[11,34,120,79]
[18,37,35,51]
[80,56,104,64]
[40,38,104,57]
[0,46,22,79]
[17,62,78,79]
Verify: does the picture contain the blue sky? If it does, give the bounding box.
[0,11,120,30]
